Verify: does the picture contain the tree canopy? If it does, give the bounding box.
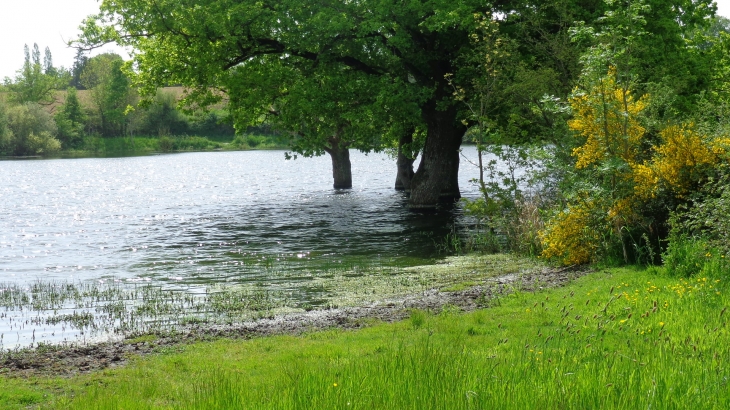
[3,44,69,105]
[77,0,721,207]
[78,0,503,207]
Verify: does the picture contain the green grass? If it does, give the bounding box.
[58,134,289,156]
[1,263,728,409]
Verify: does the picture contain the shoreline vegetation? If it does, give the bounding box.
[0,255,542,354]
[0,133,290,159]
[1,250,729,409]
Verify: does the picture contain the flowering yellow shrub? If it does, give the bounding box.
[542,67,730,265]
[630,163,658,200]
[540,201,603,265]
[568,71,648,170]
[650,124,727,195]
[542,70,648,264]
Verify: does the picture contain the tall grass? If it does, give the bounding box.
[36,262,729,410]
[78,135,223,153]
[62,133,288,156]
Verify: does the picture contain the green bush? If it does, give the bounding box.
[55,88,86,148]
[230,134,281,149]
[661,171,730,277]
[245,135,266,147]
[157,135,174,152]
[460,144,546,256]
[670,171,730,256]
[662,235,710,277]
[140,90,191,136]
[189,110,235,138]
[2,102,60,156]
[0,99,11,152]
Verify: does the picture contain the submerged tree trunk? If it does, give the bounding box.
[439,145,461,200]
[408,102,465,209]
[395,129,416,191]
[324,136,352,189]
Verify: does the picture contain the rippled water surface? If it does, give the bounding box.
[0,149,494,348]
[1,149,487,288]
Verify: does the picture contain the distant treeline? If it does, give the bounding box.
[0,46,286,156]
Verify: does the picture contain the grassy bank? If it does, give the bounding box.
[1,260,728,409]
[58,134,288,157]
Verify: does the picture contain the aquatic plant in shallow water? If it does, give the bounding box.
[0,254,542,350]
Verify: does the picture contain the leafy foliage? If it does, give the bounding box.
[669,170,730,258]
[55,88,86,148]
[139,90,190,137]
[0,100,11,151]
[3,44,69,105]
[541,66,730,266]
[81,53,135,137]
[2,102,60,156]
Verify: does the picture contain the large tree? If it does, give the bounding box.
[77,0,713,207]
[222,55,388,189]
[3,44,68,105]
[80,53,135,137]
[78,0,498,208]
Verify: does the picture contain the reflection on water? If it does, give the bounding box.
[0,148,494,348]
[1,149,486,288]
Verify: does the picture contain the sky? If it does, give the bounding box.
[0,0,729,81]
[0,0,127,80]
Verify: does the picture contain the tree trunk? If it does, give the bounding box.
[325,136,352,189]
[395,129,416,191]
[408,103,465,209]
[439,144,461,200]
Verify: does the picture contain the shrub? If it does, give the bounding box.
[541,68,730,266]
[0,100,11,153]
[157,136,174,152]
[662,235,709,277]
[189,111,235,138]
[461,144,546,256]
[55,88,86,149]
[140,90,191,136]
[230,134,273,149]
[669,171,730,257]
[245,135,265,148]
[3,102,60,156]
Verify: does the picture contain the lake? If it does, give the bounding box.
[0,148,489,348]
[0,148,490,283]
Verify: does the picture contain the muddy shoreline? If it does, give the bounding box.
[0,265,587,377]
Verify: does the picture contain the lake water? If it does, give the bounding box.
[0,148,488,286]
[0,148,490,348]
